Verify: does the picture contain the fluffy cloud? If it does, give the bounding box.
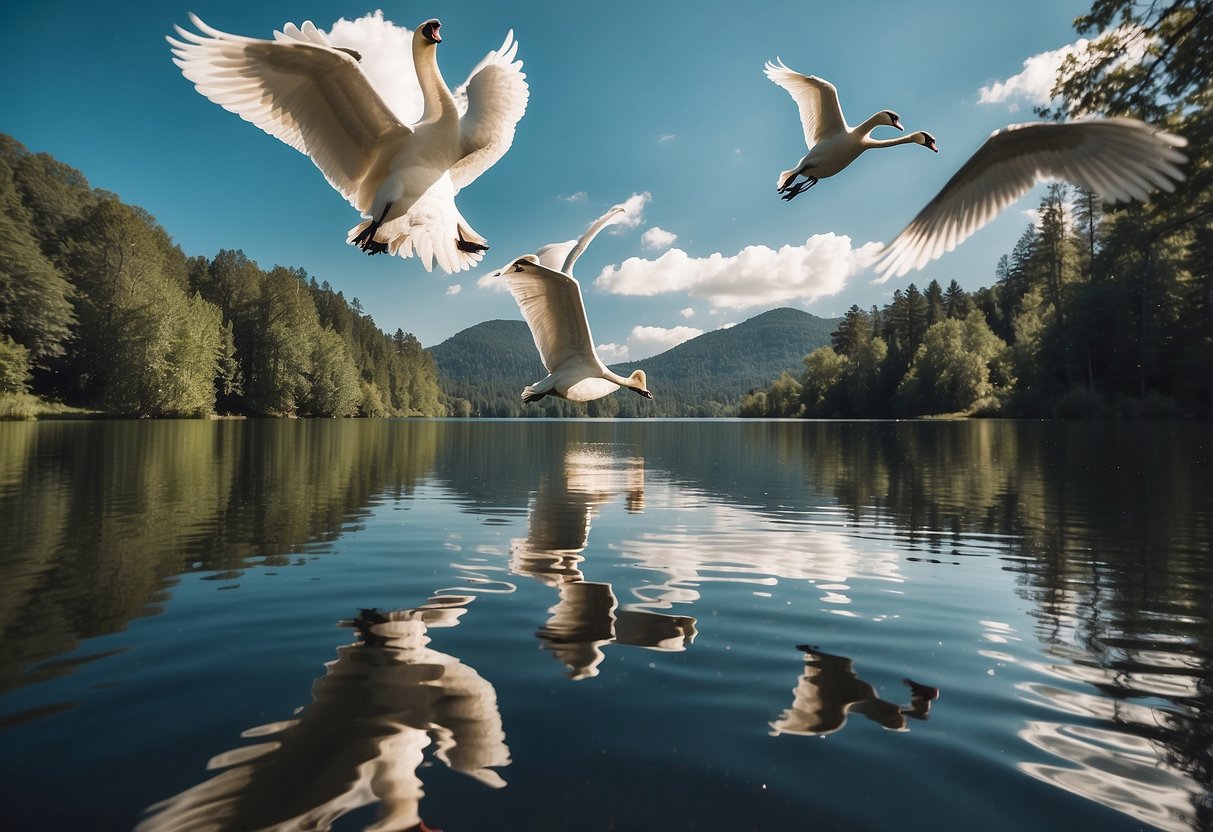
[680,307,695,319]
[560,191,589,203]
[642,227,678,251]
[613,192,651,229]
[446,283,462,296]
[658,134,676,143]
[628,325,703,359]
[595,342,630,363]
[595,325,705,364]
[594,233,882,310]
[978,28,1148,108]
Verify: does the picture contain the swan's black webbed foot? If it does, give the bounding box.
[353,202,394,253]
[522,390,546,403]
[779,178,817,201]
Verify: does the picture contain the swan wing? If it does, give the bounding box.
[503,260,597,373]
[349,173,487,273]
[764,60,846,146]
[168,14,412,208]
[874,118,1187,281]
[449,31,530,190]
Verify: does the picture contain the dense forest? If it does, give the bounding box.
[743,0,1213,419]
[0,134,444,419]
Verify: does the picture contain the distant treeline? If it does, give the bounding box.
[742,180,1213,418]
[0,133,444,418]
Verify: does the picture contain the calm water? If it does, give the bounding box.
[0,419,1210,831]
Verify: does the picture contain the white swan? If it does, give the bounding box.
[168,14,529,273]
[764,59,936,200]
[495,206,654,404]
[874,118,1188,281]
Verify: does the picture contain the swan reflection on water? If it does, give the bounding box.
[138,596,508,832]
[510,445,695,679]
[770,645,939,737]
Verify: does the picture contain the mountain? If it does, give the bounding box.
[428,307,839,417]
[612,307,839,413]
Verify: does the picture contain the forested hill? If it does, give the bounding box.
[0,133,444,418]
[613,307,839,414]
[429,307,840,417]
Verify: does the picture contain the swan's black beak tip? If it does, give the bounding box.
[640,390,654,399]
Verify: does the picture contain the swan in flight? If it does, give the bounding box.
[873,118,1188,281]
[764,59,936,200]
[168,14,529,273]
[495,206,654,404]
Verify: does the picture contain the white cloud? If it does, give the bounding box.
[612,192,651,229]
[641,226,678,251]
[717,322,736,330]
[680,307,695,319]
[327,13,423,122]
[446,283,462,296]
[658,134,676,143]
[594,233,882,310]
[476,267,511,292]
[596,324,706,364]
[628,325,703,359]
[978,28,1148,108]
[596,342,630,363]
[560,191,589,203]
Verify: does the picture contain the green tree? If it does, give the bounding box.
[925,279,945,327]
[0,335,30,394]
[944,280,971,319]
[304,326,360,417]
[0,162,75,363]
[799,346,847,416]
[897,312,1009,415]
[831,305,871,357]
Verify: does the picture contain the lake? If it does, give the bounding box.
[0,418,1210,831]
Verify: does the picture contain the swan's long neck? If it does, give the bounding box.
[861,133,919,149]
[854,112,893,139]
[602,369,634,387]
[562,207,625,274]
[413,38,457,125]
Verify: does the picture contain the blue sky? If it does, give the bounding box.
[2,0,1091,356]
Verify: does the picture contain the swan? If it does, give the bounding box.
[764,59,936,200]
[168,14,529,273]
[873,118,1188,281]
[494,206,654,404]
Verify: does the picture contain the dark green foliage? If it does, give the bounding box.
[0,134,440,419]
[0,335,30,394]
[0,160,75,363]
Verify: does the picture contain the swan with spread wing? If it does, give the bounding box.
[496,206,654,405]
[764,59,936,201]
[169,14,528,273]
